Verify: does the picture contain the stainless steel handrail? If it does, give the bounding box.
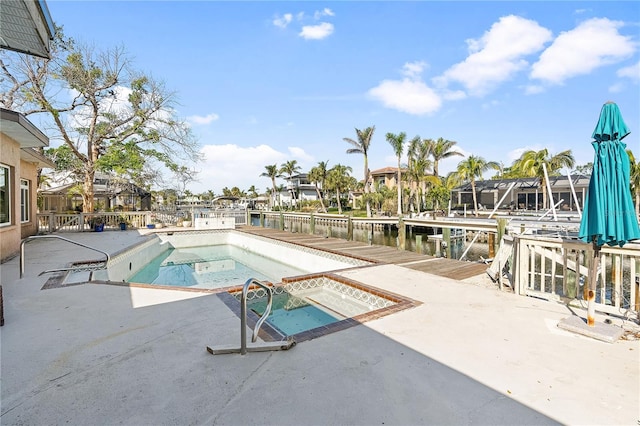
[207,277,295,355]
[241,278,273,354]
[20,235,110,278]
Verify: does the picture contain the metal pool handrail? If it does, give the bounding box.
[20,235,110,278]
[244,278,273,350]
[207,278,295,355]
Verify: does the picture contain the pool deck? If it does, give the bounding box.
[1,228,639,425]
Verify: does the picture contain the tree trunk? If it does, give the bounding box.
[83,169,95,212]
[315,186,327,212]
[396,161,402,216]
[336,189,342,214]
[364,158,371,217]
[472,180,478,217]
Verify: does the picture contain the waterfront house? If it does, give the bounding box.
[450,175,590,212]
[39,172,152,213]
[281,173,320,206]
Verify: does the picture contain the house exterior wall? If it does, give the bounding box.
[0,133,40,261]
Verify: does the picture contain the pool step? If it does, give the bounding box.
[64,270,93,285]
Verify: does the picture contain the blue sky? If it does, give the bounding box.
[46,1,640,195]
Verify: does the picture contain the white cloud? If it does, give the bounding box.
[435,15,552,96]
[617,60,640,82]
[368,61,441,115]
[608,82,625,93]
[401,61,428,79]
[441,89,466,101]
[299,22,334,40]
[288,146,314,162]
[273,13,293,29]
[187,113,219,125]
[314,8,334,19]
[194,144,316,194]
[530,18,635,85]
[524,84,545,95]
[368,79,442,115]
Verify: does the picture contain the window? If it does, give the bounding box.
[21,179,30,223]
[0,164,9,225]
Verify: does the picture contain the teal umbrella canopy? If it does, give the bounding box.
[579,102,640,247]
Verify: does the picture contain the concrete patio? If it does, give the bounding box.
[1,229,638,425]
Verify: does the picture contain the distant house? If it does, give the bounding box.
[40,172,151,212]
[280,173,320,206]
[370,167,407,191]
[450,175,590,212]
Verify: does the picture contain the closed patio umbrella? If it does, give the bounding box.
[578,101,640,326]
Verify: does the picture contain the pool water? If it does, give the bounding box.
[240,278,395,337]
[129,245,307,289]
[247,291,343,335]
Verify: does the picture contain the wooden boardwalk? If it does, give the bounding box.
[238,226,489,281]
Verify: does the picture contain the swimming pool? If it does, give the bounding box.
[221,273,419,341]
[96,230,372,290]
[128,244,308,289]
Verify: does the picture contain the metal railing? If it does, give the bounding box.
[207,278,295,355]
[20,235,111,278]
[512,235,640,320]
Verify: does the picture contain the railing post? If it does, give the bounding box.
[488,233,495,258]
[398,217,405,250]
[496,218,507,257]
[279,212,284,231]
[310,213,315,235]
[48,213,54,233]
[442,227,451,258]
[347,216,353,241]
[79,213,85,232]
[416,234,423,254]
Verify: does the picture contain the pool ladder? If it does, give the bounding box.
[20,235,110,279]
[207,278,296,355]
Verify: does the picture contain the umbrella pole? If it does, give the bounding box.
[587,241,600,327]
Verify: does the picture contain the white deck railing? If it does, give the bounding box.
[513,235,640,320]
[37,212,153,232]
[36,210,247,233]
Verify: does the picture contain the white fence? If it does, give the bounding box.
[512,235,640,320]
[37,212,153,233]
[37,209,247,233]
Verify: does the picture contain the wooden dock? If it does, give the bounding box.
[238,226,489,281]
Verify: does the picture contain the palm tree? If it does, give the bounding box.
[512,149,575,210]
[260,164,280,209]
[385,132,406,216]
[456,155,500,216]
[431,137,464,177]
[308,161,329,213]
[247,185,258,198]
[428,172,462,211]
[344,126,375,217]
[326,164,352,214]
[406,137,435,213]
[628,149,640,216]
[404,136,422,212]
[280,160,302,207]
